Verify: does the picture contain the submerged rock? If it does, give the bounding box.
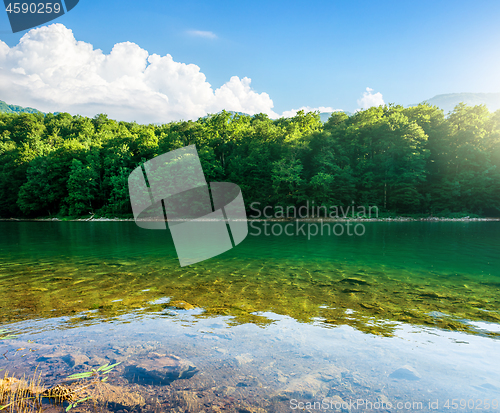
[280,375,328,398]
[78,383,145,410]
[174,391,202,412]
[168,300,195,310]
[88,356,108,367]
[123,352,198,385]
[0,376,45,395]
[339,278,370,286]
[214,385,236,397]
[36,351,67,362]
[276,365,345,399]
[477,381,499,390]
[418,291,446,299]
[322,396,344,406]
[63,353,90,367]
[235,354,254,366]
[236,375,262,387]
[389,365,421,381]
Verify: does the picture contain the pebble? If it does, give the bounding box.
[280,374,328,398]
[235,354,254,366]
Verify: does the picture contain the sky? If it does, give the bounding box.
[0,0,500,123]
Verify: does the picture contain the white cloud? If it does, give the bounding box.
[281,106,342,118]
[187,30,217,39]
[0,24,277,123]
[357,87,385,110]
[214,76,277,116]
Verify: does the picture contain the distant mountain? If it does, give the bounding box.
[319,111,352,123]
[319,112,332,123]
[209,110,352,123]
[221,110,249,117]
[413,93,500,113]
[0,99,42,114]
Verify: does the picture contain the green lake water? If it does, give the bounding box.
[0,221,499,412]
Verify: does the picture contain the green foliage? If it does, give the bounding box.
[0,104,499,218]
[65,396,91,412]
[65,157,99,216]
[66,362,121,381]
[271,158,306,206]
[65,362,121,411]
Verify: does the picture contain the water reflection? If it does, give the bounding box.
[0,254,499,337]
[1,311,499,412]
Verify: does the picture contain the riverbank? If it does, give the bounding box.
[1,216,499,222]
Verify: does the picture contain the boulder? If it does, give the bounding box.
[123,352,197,385]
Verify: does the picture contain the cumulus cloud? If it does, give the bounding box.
[281,106,342,118]
[0,24,277,123]
[187,30,217,39]
[357,87,385,110]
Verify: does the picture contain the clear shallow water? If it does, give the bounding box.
[0,221,499,412]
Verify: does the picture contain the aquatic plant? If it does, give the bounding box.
[0,331,17,341]
[64,362,121,411]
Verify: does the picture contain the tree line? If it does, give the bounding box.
[1,103,499,218]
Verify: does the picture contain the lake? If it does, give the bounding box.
[0,221,499,412]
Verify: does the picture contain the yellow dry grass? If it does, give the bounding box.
[0,369,45,412]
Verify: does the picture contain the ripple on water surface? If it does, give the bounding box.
[0,221,499,412]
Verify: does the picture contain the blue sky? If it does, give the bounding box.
[1,0,500,122]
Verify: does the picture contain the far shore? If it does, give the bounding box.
[2,216,499,222]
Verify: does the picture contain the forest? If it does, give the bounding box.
[0,102,500,218]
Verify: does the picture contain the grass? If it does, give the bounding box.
[1,327,123,412]
[0,362,121,413]
[64,362,121,412]
[0,369,44,413]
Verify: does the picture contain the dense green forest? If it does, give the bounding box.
[1,103,500,218]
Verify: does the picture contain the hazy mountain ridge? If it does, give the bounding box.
[3,95,499,123]
[0,99,42,114]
